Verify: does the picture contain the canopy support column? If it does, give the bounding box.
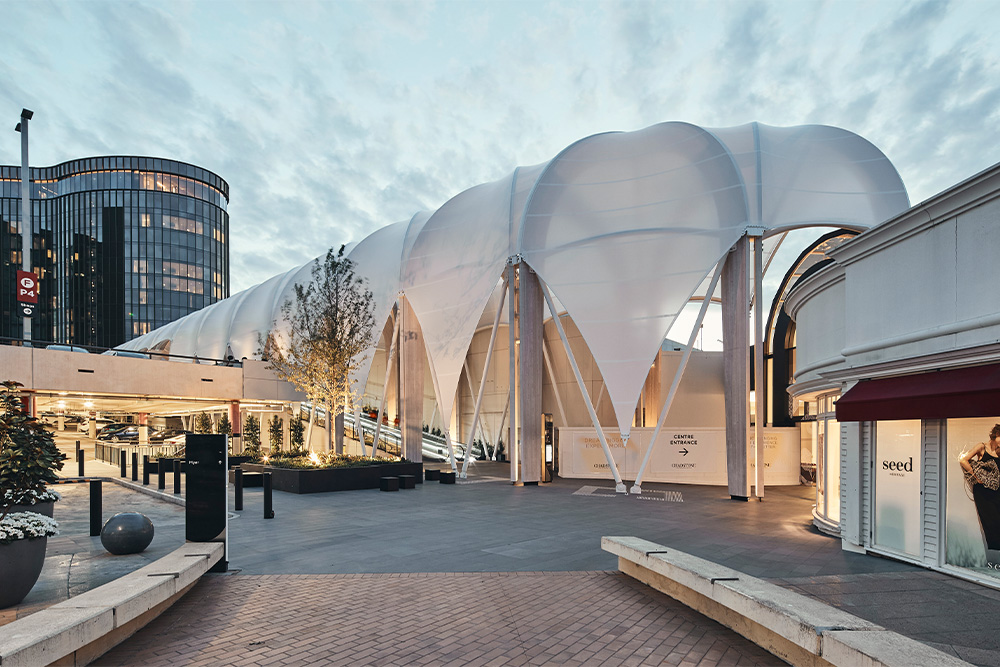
[461,282,507,478]
[508,262,519,483]
[399,296,424,463]
[723,235,751,500]
[519,265,543,485]
[540,278,626,493]
[631,263,723,494]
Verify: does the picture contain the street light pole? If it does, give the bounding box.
[15,108,33,344]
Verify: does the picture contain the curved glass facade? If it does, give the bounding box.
[0,156,229,348]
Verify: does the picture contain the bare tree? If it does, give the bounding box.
[261,246,376,449]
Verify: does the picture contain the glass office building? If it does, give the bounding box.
[1,156,229,348]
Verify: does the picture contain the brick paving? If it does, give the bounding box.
[95,572,782,666]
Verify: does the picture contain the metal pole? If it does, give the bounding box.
[539,279,626,493]
[542,340,568,427]
[373,316,400,455]
[263,472,274,518]
[631,263,724,493]
[142,455,149,485]
[77,448,84,477]
[131,452,138,482]
[754,233,765,499]
[16,109,32,344]
[461,284,506,478]
[158,457,167,490]
[119,450,126,478]
[173,459,182,494]
[89,480,102,536]
[234,467,243,511]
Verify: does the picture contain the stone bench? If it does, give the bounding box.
[398,474,416,489]
[439,471,456,484]
[602,536,972,667]
[0,541,223,667]
[380,476,399,492]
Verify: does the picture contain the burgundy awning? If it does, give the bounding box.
[835,362,1000,422]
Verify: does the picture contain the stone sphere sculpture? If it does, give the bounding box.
[100,512,154,555]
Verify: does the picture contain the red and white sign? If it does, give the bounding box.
[16,270,38,304]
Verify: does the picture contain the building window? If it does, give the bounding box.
[946,417,1000,579]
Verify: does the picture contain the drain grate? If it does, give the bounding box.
[573,485,683,502]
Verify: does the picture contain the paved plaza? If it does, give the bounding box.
[7,440,1000,665]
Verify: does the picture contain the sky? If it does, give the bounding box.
[2,0,999,312]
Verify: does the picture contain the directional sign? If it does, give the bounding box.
[679,448,689,456]
[16,270,38,304]
[19,303,35,318]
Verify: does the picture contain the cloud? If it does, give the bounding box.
[1,0,998,297]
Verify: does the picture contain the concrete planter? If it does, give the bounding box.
[0,535,47,608]
[241,461,423,494]
[7,500,54,517]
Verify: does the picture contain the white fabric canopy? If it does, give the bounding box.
[122,121,908,443]
[400,176,515,430]
[519,123,751,437]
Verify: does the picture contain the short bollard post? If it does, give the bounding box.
[263,472,274,519]
[234,467,244,511]
[89,480,102,536]
[77,448,84,477]
[142,455,150,485]
[131,452,138,482]
[120,450,126,478]
[158,457,168,490]
[173,459,182,494]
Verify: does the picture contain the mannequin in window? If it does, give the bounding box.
[960,424,1000,566]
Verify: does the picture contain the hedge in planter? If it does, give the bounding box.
[242,453,422,494]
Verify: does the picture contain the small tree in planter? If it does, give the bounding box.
[243,415,261,457]
[268,416,283,454]
[0,381,66,608]
[216,412,232,436]
[194,412,213,434]
[289,415,305,454]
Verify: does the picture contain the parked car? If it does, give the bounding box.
[96,423,132,440]
[149,428,189,444]
[79,418,114,433]
[101,349,148,359]
[45,344,90,353]
[109,426,140,442]
[163,432,188,447]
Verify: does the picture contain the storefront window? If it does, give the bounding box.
[946,418,1000,579]
[813,392,840,527]
[873,420,921,557]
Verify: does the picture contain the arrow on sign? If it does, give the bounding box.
[679,448,689,456]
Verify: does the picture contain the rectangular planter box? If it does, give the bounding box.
[240,461,423,494]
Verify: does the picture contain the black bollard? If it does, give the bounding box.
[263,472,274,519]
[77,449,84,477]
[131,452,138,482]
[158,457,168,490]
[234,467,243,511]
[120,450,127,478]
[142,455,150,485]
[89,480,102,536]
[173,458,182,494]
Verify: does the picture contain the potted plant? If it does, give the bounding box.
[0,381,66,608]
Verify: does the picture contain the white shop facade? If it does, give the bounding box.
[785,160,1000,587]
